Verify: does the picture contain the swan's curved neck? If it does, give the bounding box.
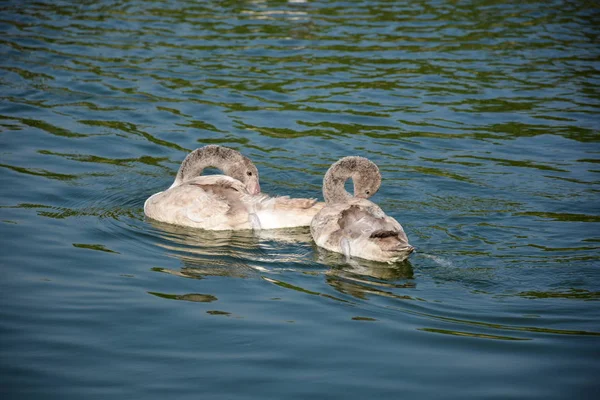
[323,161,356,203]
[323,156,381,203]
[171,146,238,188]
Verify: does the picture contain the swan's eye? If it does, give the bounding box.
[247,171,252,176]
[366,190,370,195]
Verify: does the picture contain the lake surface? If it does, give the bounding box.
[1,0,599,398]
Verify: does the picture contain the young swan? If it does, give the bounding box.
[310,156,414,263]
[144,145,324,231]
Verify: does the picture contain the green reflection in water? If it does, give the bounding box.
[526,244,599,252]
[79,119,188,152]
[518,289,600,300]
[156,106,190,117]
[0,66,54,81]
[207,310,231,316]
[456,155,568,172]
[406,309,600,337]
[72,243,119,254]
[147,292,218,303]
[543,175,600,185]
[516,212,600,223]
[177,119,224,133]
[0,163,77,181]
[38,150,170,168]
[40,208,136,220]
[16,117,86,138]
[2,202,137,220]
[408,165,475,183]
[151,266,247,280]
[419,328,530,341]
[262,276,350,303]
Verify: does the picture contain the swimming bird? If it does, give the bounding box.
[144,145,324,230]
[310,156,413,263]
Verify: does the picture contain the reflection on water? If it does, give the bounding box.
[418,328,531,341]
[316,246,415,280]
[147,218,314,264]
[147,292,218,303]
[72,242,120,254]
[148,218,417,302]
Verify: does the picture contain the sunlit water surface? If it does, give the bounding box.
[1,0,599,398]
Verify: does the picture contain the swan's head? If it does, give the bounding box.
[323,156,382,203]
[229,157,261,195]
[353,166,381,199]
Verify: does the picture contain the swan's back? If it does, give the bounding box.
[144,175,252,230]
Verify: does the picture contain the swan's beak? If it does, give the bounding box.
[249,182,261,195]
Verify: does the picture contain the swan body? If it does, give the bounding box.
[310,157,413,263]
[144,145,323,230]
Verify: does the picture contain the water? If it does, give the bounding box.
[1,0,599,398]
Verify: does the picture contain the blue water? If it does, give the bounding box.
[1,0,599,398]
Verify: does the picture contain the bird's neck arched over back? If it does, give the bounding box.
[323,156,381,203]
[171,145,246,188]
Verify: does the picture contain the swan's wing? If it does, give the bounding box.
[337,204,396,238]
[182,179,250,227]
[145,175,254,229]
[182,186,231,223]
